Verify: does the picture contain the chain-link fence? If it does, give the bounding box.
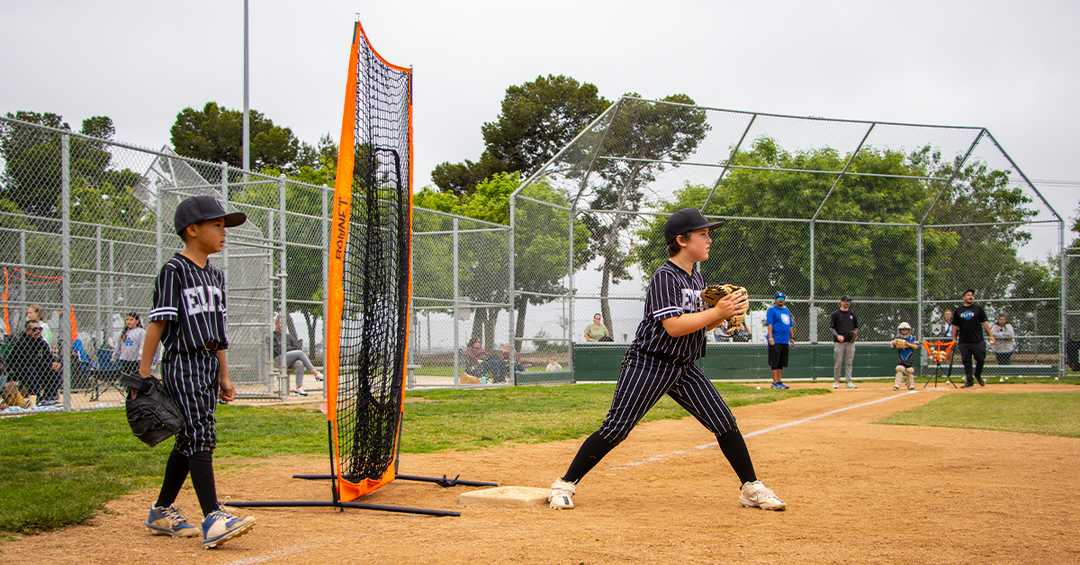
[1,98,1070,414]
[0,115,332,412]
[513,96,1069,380]
[410,208,517,386]
[1067,244,1080,373]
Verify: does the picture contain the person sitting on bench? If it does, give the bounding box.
[9,320,61,407]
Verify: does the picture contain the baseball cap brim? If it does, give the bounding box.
[174,195,248,234]
[664,208,726,243]
[176,212,247,233]
[220,212,247,228]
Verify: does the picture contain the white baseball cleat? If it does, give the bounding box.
[549,479,576,510]
[739,480,786,511]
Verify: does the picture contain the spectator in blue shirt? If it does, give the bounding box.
[765,292,793,390]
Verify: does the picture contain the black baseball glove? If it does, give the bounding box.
[119,371,184,447]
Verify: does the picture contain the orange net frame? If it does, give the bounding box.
[325,20,413,503]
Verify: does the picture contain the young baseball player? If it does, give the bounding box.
[890,322,918,390]
[548,208,786,511]
[140,196,256,549]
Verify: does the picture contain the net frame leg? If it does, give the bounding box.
[223,499,460,517]
[292,473,498,488]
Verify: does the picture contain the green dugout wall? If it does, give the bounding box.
[571,343,1057,382]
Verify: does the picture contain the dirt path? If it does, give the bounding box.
[3,383,1077,565]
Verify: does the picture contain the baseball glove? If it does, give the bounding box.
[119,371,184,447]
[701,283,748,327]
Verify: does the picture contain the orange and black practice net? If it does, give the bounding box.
[326,21,413,503]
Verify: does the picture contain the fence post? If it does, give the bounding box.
[1061,221,1067,377]
[278,174,289,400]
[322,185,329,396]
[155,185,163,270]
[95,226,102,350]
[18,232,25,307]
[508,191,516,386]
[60,133,72,409]
[917,225,924,379]
[452,217,460,385]
[220,162,230,292]
[809,220,817,343]
[568,204,575,378]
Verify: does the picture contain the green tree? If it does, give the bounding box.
[170,102,301,173]
[583,95,710,336]
[432,75,610,197]
[635,138,1041,340]
[1,112,149,223]
[415,172,592,350]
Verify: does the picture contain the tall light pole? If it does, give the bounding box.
[242,0,250,178]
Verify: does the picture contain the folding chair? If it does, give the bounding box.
[920,340,958,388]
[89,348,124,401]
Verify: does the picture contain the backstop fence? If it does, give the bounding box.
[511,96,1069,382]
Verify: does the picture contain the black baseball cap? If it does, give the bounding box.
[664,208,725,243]
[840,295,852,302]
[174,196,247,234]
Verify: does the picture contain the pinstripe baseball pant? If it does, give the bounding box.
[596,352,737,446]
[162,350,220,456]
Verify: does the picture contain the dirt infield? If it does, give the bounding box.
[3,382,1077,565]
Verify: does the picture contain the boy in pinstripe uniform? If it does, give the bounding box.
[549,208,786,511]
[140,196,257,549]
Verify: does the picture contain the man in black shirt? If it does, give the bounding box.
[951,289,996,388]
[829,295,859,389]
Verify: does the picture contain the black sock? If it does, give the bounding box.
[189,450,219,517]
[155,447,190,509]
[562,432,617,484]
[716,428,757,485]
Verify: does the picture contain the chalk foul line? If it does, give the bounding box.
[610,390,920,470]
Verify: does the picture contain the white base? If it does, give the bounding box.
[458,486,550,506]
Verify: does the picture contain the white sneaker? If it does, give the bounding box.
[739,480,786,511]
[832,382,839,389]
[549,479,576,509]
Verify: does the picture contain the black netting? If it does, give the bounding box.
[335,27,411,484]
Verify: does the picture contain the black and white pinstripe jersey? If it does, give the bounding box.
[629,260,708,365]
[148,254,229,356]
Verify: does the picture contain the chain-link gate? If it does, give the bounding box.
[410,208,514,387]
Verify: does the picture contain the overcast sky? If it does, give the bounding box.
[2,0,1077,225]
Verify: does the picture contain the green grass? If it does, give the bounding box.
[0,405,327,535]
[399,383,823,452]
[875,391,1080,437]
[0,383,815,535]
